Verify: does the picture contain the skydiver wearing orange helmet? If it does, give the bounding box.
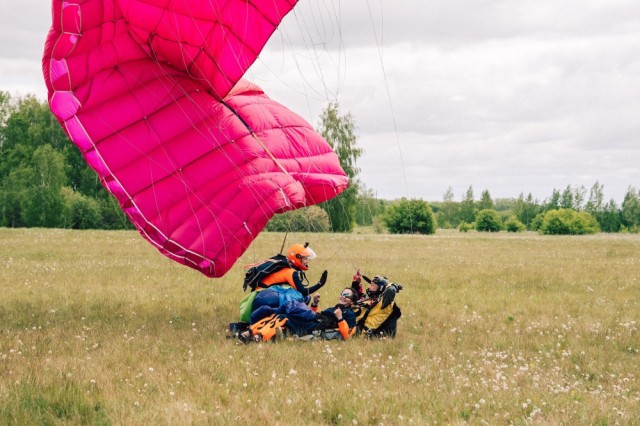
[258,243,328,297]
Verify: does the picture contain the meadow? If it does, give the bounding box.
[0,228,638,425]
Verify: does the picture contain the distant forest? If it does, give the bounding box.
[1,93,639,233]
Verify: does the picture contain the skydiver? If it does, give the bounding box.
[242,286,359,342]
[234,243,328,333]
[257,243,328,297]
[352,273,403,338]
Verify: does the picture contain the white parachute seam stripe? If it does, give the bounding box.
[48,0,351,275]
[279,187,291,208]
[144,0,306,265]
[56,97,213,269]
[55,11,224,271]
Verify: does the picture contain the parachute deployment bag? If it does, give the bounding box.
[243,254,290,291]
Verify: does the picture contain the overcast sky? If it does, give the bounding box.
[1,0,638,203]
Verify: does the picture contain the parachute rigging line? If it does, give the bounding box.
[220,99,290,176]
[279,231,288,255]
[43,0,349,278]
[365,0,414,233]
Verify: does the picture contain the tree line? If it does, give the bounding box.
[428,185,640,233]
[0,93,364,232]
[1,92,638,234]
[353,184,640,235]
[0,93,131,229]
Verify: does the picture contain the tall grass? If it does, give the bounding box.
[1,228,638,424]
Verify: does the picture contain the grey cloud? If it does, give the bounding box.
[3,0,638,202]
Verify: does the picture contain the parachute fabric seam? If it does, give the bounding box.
[43,0,349,277]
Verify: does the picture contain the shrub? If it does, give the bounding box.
[382,198,436,234]
[530,213,544,231]
[458,221,474,232]
[620,225,640,234]
[265,206,331,232]
[61,188,102,229]
[475,209,502,232]
[98,197,132,230]
[505,216,526,232]
[539,208,600,235]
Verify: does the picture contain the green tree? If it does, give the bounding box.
[383,198,436,234]
[354,186,385,226]
[61,187,103,229]
[539,208,599,235]
[560,185,574,209]
[513,192,540,228]
[1,96,67,178]
[586,181,605,214]
[475,209,502,232]
[458,221,474,232]
[98,197,132,230]
[572,185,586,211]
[600,199,622,233]
[544,189,561,211]
[494,198,517,212]
[0,91,13,141]
[459,186,476,224]
[317,102,362,232]
[436,186,460,228]
[21,145,66,227]
[530,212,544,231]
[621,187,640,231]
[0,95,105,200]
[265,206,331,232]
[0,166,30,227]
[478,189,494,210]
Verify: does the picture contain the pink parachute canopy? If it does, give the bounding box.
[42,0,349,277]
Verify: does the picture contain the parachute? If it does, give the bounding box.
[42,0,349,277]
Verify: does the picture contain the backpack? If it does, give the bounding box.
[242,254,290,292]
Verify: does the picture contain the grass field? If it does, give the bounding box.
[1,228,639,425]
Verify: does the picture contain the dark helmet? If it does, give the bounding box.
[366,275,389,298]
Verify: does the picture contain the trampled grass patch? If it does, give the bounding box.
[1,228,639,424]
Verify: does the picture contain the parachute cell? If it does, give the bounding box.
[43,0,349,277]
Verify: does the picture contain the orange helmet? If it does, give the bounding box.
[287,243,316,271]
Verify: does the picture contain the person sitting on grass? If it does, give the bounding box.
[235,243,328,328]
[353,274,403,338]
[240,287,359,342]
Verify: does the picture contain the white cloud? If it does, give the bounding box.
[2,0,639,203]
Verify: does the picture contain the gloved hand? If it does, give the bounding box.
[381,284,401,309]
[390,283,403,293]
[317,270,328,287]
[352,270,362,283]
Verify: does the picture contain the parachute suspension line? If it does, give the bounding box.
[92,69,257,272]
[147,1,306,262]
[144,32,291,244]
[91,88,214,271]
[267,3,360,273]
[278,2,342,105]
[167,3,348,270]
[365,1,414,232]
[101,27,241,263]
[279,232,288,255]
